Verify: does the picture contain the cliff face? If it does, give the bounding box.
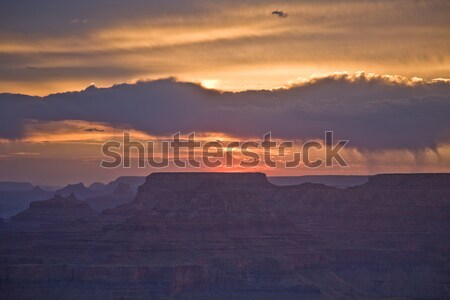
[1,173,449,299]
[107,172,275,218]
[141,172,272,191]
[363,173,450,190]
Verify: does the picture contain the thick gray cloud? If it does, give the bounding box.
[0,74,449,150]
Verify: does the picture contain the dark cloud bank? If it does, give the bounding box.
[0,74,449,150]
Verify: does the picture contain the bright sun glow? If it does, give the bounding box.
[201,79,219,89]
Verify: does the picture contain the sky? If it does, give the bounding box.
[0,0,449,185]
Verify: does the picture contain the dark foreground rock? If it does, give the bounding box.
[0,172,449,299]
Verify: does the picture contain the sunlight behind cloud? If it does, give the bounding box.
[200,79,219,89]
[0,0,449,95]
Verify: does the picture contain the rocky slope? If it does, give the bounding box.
[0,177,144,218]
[0,172,449,299]
[5,193,98,230]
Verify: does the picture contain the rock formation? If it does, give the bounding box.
[6,193,98,230]
[0,172,449,299]
[86,183,135,211]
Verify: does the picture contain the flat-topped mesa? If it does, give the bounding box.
[139,172,273,192]
[104,173,275,217]
[364,173,450,189]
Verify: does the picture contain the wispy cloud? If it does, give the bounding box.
[0,0,449,95]
[83,128,105,132]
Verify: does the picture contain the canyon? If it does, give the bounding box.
[0,173,449,299]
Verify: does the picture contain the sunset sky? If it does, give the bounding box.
[0,0,449,185]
